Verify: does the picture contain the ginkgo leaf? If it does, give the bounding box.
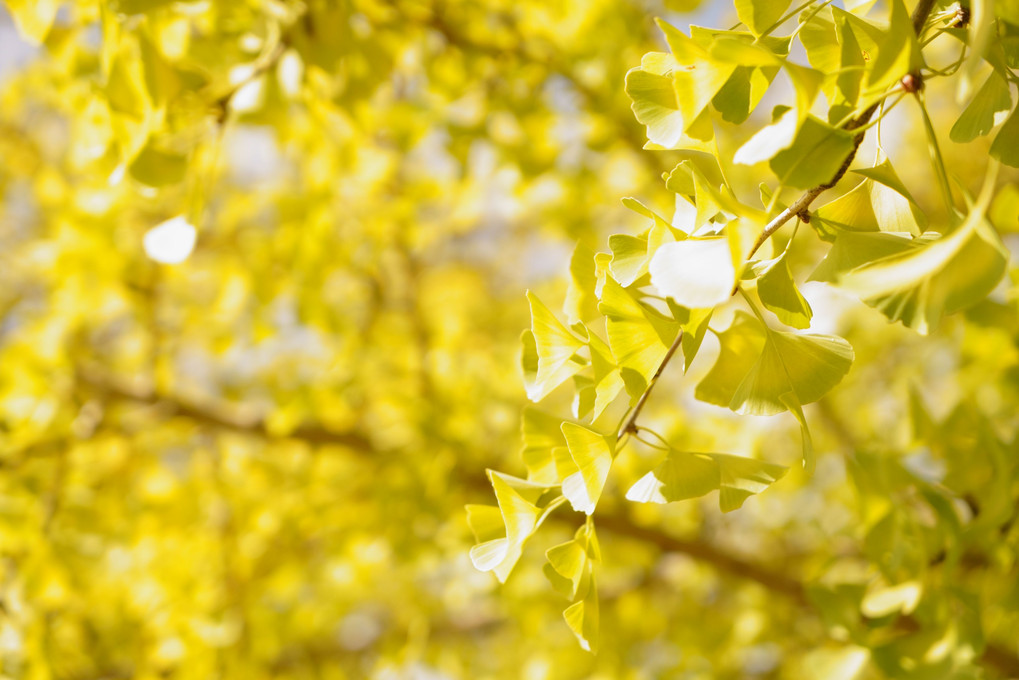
[681,307,714,372]
[695,312,854,415]
[526,291,587,401]
[545,539,588,598]
[649,239,736,309]
[821,172,1009,334]
[626,449,787,511]
[585,329,627,421]
[733,0,791,37]
[625,451,720,503]
[713,453,788,512]
[812,159,927,238]
[624,53,687,148]
[779,391,815,473]
[563,571,599,652]
[769,116,856,190]
[862,0,920,99]
[465,504,506,543]
[950,71,1012,143]
[469,471,555,583]
[733,107,799,166]
[564,243,599,325]
[544,523,599,599]
[560,423,615,515]
[755,251,813,329]
[657,20,736,138]
[990,104,1019,168]
[520,408,567,484]
[598,278,680,392]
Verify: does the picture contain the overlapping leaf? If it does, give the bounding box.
[627,449,787,512]
[695,312,854,415]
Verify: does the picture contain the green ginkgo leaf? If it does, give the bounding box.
[769,116,856,190]
[695,312,854,415]
[817,172,1009,333]
[950,71,1012,143]
[560,423,616,515]
[626,449,787,511]
[813,157,926,237]
[598,278,680,393]
[990,104,1019,168]
[755,251,813,329]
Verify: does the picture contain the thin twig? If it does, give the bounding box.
[736,0,939,278]
[617,330,683,440]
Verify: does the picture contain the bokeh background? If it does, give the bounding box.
[1,1,1018,679]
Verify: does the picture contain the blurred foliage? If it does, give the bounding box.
[0,0,1018,679]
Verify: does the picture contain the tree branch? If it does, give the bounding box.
[74,365,373,451]
[618,330,684,440]
[739,0,939,270]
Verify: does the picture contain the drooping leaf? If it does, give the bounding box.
[681,307,714,372]
[695,312,854,415]
[520,408,567,485]
[755,251,813,329]
[564,244,600,325]
[714,452,789,512]
[525,291,587,401]
[813,157,926,237]
[950,71,1012,143]
[863,0,921,100]
[818,172,1009,333]
[469,471,556,583]
[625,450,721,503]
[626,449,787,511]
[560,423,616,515]
[598,277,680,393]
[563,571,599,652]
[990,104,1019,168]
[769,116,856,190]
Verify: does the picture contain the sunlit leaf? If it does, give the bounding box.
[560,423,616,515]
[695,312,854,415]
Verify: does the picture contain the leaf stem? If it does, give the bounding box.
[914,90,956,217]
[617,330,684,440]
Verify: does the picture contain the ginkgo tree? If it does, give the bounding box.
[472,0,1019,676]
[3,0,1019,678]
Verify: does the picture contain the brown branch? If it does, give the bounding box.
[618,330,683,439]
[738,0,939,273]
